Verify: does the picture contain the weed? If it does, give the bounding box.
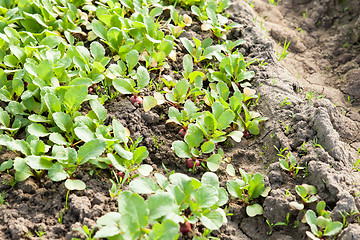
[296,27,304,34]
[311,137,323,149]
[73,225,96,240]
[300,141,307,156]
[152,135,164,149]
[35,226,46,238]
[274,145,288,156]
[346,96,355,103]
[266,214,289,235]
[0,191,8,207]
[268,0,280,6]
[280,97,291,107]
[302,9,308,18]
[305,89,324,105]
[340,210,359,228]
[277,38,290,61]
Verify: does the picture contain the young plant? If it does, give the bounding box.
[200,8,241,39]
[95,172,228,238]
[226,165,270,217]
[278,152,304,178]
[196,102,243,143]
[180,37,221,63]
[305,208,343,240]
[235,103,268,137]
[172,123,222,171]
[289,184,318,210]
[165,78,195,106]
[168,7,192,38]
[208,53,255,86]
[277,38,290,61]
[113,66,158,111]
[167,99,202,131]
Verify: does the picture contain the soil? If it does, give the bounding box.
[1,0,360,239]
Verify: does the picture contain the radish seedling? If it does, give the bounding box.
[278,152,304,178]
[305,205,343,240]
[226,167,270,217]
[289,184,318,210]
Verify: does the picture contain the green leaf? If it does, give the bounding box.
[246,204,264,217]
[74,126,95,142]
[194,186,219,208]
[226,164,236,177]
[114,144,133,160]
[64,85,88,113]
[147,192,176,220]
[77,139,106,165]
[143,96,157,112]
[40,36,63,48]
[289,201,304,210]
[306,231,321,240]
[65,179,86,190]
[201,141,215,154]
[48,162,68,181]
[118,191,149,228]
[207,154,222,171]
[323,221,343,236]
[201,172,219,188]
[53,112,73,133]
[113,78,135,94]
[168,107,181,124]
[89,99,107,123]
[0,109,10,127]
[112,119,128,143]
[136,66,150,90]
[92,20,107,40]
[126,49,139,72]
[44,93,61,113]
[38,59,53,82]
[133,146,148,164]
[172,141,191,158]
[217,109,235,130]
[94,226,121,239]
[12,77,24,97]
[49,133,68,145]
[180,38,194,56]
[129,177,159,194]
[14,157,33,181]
[185,124,203,149]
[248,120,260,135]
[27,123,49,137]
[28,115,50,123]
[0,159,13,171]
[25,156,53,170]
[305,210,318,235]
[159,40,173,56]
[316,201,326,214]
[148,219,179,240]
[90,42,105,61]
[228,131,243,142]
[183,54,193,75]
[138,164,153,176]
[6,101,26,115]
[248,173,265,198]
[199,210,224,230]
[226,179,245,198]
